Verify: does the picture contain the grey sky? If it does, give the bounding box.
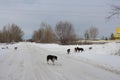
[0,0,120,39]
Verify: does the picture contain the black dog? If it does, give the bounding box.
[47,55,57,64]
[77,47,84,52]
[89,47,92,50]
[14,47,18,50]
[67,49,70,54]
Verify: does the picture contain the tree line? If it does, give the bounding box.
[31,21,78,44]
[0,4,119,44]
[0,21,100,44]
[0,5,119,44]
[0,24,24,43]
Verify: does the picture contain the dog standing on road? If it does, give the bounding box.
[47,55,57,65]
[14,47,18,50]
[77,47,84,52]
[67,49,70,54]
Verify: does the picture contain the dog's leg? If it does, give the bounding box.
[47,59,50,64]
[52,59,55,65]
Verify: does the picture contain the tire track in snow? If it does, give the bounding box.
[0,48,25,80]
[26,43,69,80]
[68,55,120,75]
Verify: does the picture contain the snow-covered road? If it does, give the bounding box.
[0,42,120,80]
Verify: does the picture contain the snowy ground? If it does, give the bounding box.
[0,42,120,80]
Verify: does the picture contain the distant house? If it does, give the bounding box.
[114,27,120,39]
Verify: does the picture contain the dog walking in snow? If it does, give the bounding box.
[67,49,70,54]
[47,55,57,65]
[14,47,18,50]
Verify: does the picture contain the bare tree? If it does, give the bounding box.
[2,25,14,42]
[107,5,120,19]
[10,24,24,42]
[43,26,56,43]
[32,22,56,43]
[0,24,24,43]
[89,27,98,40]
[84,27,99,40]
[32,30,41,42]
[84,30,89,40]
[55,21,76,44]
[110,33,115,40]
[40,23,56,43]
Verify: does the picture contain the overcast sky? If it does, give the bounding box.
[0,0,120,39]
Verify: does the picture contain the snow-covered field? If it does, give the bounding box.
[0,42,120,80]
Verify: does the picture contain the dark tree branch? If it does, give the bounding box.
[107,5,120,19]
